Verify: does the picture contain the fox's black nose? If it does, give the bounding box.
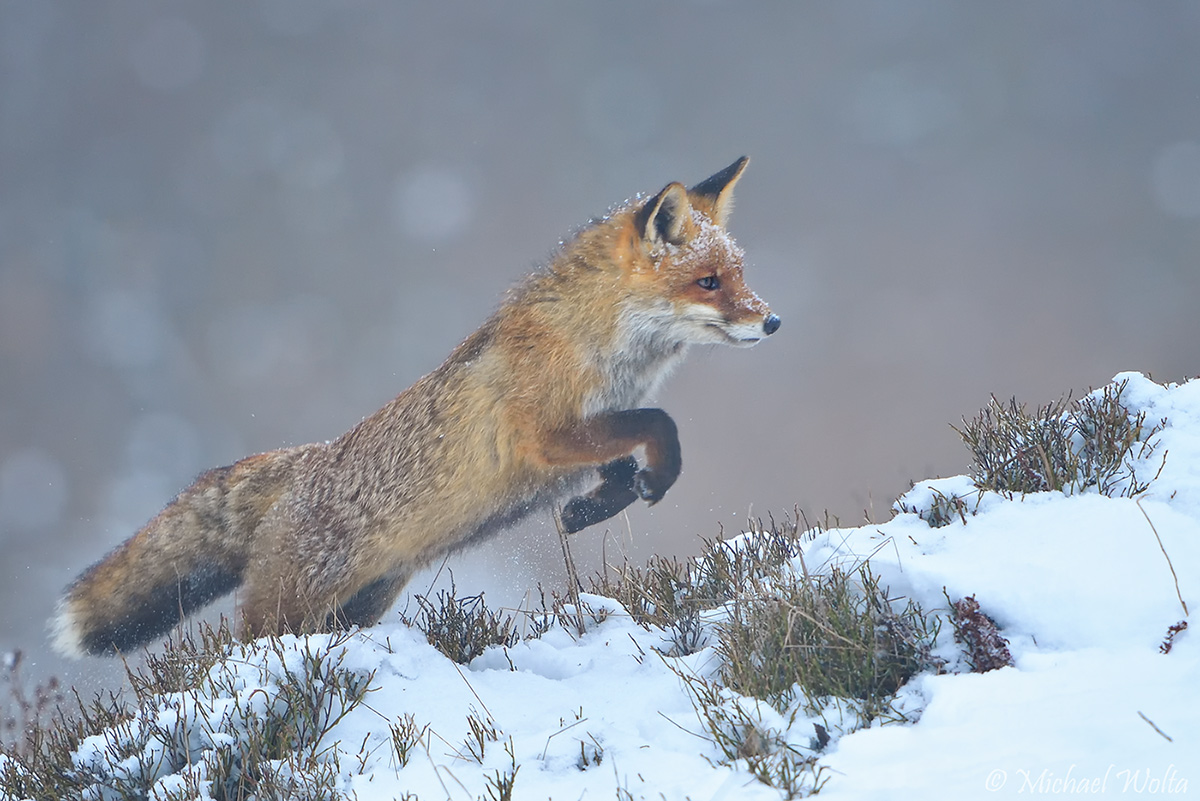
[763,313,781,336]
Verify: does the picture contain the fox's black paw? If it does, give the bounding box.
[635,467,674,505]
[561,457,641,532]
[561,495,604,534]
[560,456,648,532]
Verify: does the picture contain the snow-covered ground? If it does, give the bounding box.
[9,372,1198,800]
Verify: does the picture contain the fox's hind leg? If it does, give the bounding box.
[327,568,413,629]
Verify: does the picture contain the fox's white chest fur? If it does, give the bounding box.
[582,301,690,418]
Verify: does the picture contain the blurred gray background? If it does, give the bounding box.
[3,1,1199,697]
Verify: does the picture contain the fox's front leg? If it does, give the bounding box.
[540,408,681,533]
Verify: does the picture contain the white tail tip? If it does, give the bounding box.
[48,598,89,659]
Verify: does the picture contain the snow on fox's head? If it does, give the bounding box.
[625,157,780,348]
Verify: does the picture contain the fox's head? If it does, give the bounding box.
[625,157,780,348]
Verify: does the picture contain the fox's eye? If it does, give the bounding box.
[697,275,720,290]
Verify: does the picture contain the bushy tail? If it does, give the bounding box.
[51,444,321,657]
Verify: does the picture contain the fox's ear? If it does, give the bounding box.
[635,182,691,247]
[689,156,749,227]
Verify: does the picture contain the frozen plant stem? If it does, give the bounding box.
[1136,499,1189,617]
[1137,711,1173,742]
[553,507,587,636]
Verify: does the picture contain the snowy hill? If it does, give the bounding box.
[3,372,1197,800]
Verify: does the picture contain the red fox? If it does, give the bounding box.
[51,157,780,657]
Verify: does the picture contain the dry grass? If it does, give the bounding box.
[956,378,1165,498]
